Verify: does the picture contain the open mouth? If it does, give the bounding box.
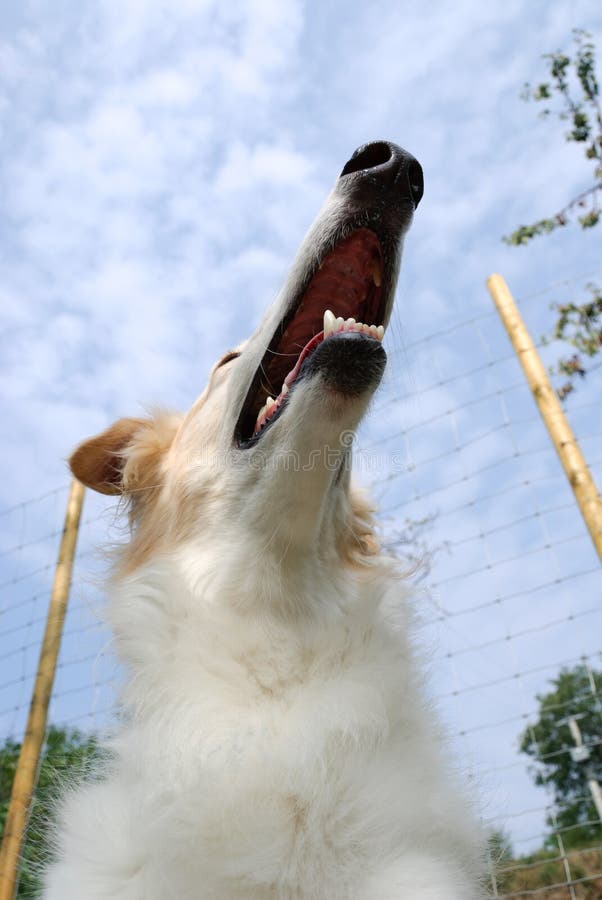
[236,227,387,447]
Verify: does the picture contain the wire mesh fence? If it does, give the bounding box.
[1,270,601,897]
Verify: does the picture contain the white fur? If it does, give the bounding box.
[45,552,484,899]
[45,165,487,898]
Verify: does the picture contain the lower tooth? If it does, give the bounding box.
[323,309,336,337]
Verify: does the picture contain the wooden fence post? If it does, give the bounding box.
[487,273,602,562]
[0,479,85,900]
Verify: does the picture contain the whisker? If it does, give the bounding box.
[264,349,300,358]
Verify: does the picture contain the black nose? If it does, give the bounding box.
[340,141,424,208]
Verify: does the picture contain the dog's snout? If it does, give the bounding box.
[340,141,424,208]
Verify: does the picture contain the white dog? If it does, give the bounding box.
[44,142,486,899]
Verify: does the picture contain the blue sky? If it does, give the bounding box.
[1,0,602,857]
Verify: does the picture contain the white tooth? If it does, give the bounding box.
[323,309,336,337]
[377,325,385,340]
[346,317,356,327]
[372,260,382,287]
[257,403,267,421]
[361,324,370,335]
[369,324,378,338]
[266,396,275,409]
[336,316,345,331]
[281,383,289,396]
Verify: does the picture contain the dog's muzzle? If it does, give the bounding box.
[235,140,423,447]
[298,331,387,397]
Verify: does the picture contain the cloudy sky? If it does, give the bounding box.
[1,0,602,859]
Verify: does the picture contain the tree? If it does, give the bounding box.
[504,29,602,401]
[0,726,100,897]
[519,663,602,849]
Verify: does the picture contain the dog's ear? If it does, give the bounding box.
[69,414,180,497]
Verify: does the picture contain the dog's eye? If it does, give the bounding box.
[216,351,240,369]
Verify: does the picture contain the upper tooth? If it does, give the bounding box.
[281,383,289,396]
[323,309,336,337]
[265,396,275,409]
[372,261,382,287]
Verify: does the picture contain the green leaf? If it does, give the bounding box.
[578,209,600,228]
[533,83,551,101]
[0,726,102,897]
[518,663,602,848]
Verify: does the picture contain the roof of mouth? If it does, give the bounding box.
[236,228,384,445]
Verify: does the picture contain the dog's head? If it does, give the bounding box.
[71,142,422,581]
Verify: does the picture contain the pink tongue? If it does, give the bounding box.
[283,330,325,388]
[254,330,326,435]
